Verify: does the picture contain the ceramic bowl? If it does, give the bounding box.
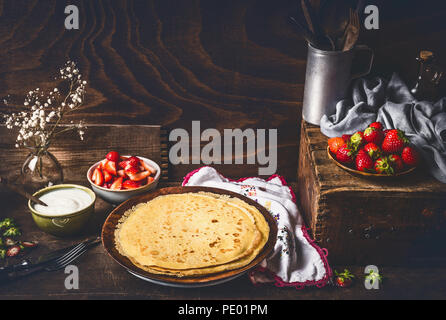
[28,184,96,237]
[87,156,160,204]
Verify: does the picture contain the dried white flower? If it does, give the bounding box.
[2,60,87,149]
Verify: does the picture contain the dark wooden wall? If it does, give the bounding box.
[0,0,445,181]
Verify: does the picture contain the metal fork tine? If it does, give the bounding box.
[52,242,85,264]
[44,238,100,271]
[46,247,89,271]
[53,243,88,265]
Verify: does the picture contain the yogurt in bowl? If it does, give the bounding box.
[28,184,96,237]
[33,188,93,216]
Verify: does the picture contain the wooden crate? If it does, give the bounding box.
[297,121,446,265]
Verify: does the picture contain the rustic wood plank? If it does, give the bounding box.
[0,124,162,185]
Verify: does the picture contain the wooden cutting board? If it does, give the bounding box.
[297,121,446,265]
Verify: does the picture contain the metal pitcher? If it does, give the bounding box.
[302,43,374,125]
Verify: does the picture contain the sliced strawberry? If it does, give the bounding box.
[126,156,140,168]
[118,160,129,169]
[140,160,156,174]
[22,241,37,248]
[103,169,112,183]
[4,238,16,246]
[128,170,151,182]
[117,169,126,177]
[103,160,117,176]
[125,166,139,176]
[122,180,142,190]
[98,159,107,170]
[110,177,123,190]
[91,168,98,183]
[93,168,104,186]
[106,151,120,162]
[6,245,21,257]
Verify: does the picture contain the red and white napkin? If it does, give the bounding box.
[182,166,332,289]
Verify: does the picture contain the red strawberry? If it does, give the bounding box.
[388,154,404,172]
[117,169,126,177]
[342,134,352,143]
[22,241,37,248]
[334,269,354,288]
[126,156,140,168]
[124,166,139,176]
[364,126,384,145]
[382,129,408,153]
[374,157,394,175]
[355,150,374,172]
[140,160,156,175]
[401,146,419,167]
[336,144,355,164]
[128,170,151,182]
[350,131,365,148]
[364,143,381,160]
[4,238,16,246]
[369,122,383,131]
[103,160,117,176]
[103,169,112,183]
[98,159,107,170]
[6,245,21,257]
[118,160,128,169]
[92,168,104,186]
[122,180,142,190]
[328,137,346,154]
[106,151,120,163]
[110,177,123,190]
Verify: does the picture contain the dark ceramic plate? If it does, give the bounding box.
[101,186,278,287]
[327,146,417,178]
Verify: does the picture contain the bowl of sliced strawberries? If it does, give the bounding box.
[87,151,160,204]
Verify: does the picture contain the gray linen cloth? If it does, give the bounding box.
[320,73,446,183]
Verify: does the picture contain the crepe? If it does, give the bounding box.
[115,192,269,277]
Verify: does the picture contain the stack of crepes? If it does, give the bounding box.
[114,192,270,277]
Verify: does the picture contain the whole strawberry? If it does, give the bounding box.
[369,121,384,131]
[328,137,346,154]
[402,146,419,167]
[388,154,404,172]
[374,157,394,175]
[381,129,409,154]
[355,150,373,172]
[342,134,352,143]
[336,144,355,164]
[334,269,354,288]
[364,142,381,160]
[364,126,384,145]
[350,131,364,148]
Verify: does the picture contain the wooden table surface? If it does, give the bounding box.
[1,181,446,300]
